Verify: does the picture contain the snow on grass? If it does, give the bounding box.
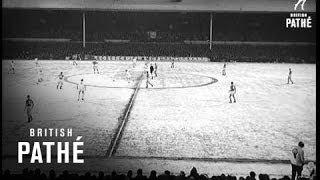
[1,60,316,176]
[2,60,134,156]
[116,62,316,161]
[2,60,316,160]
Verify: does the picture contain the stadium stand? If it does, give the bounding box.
[3,10,315,42]
[2,10,316,63]
[2,41,315,63]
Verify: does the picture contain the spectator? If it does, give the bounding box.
[249,171,256,180]
[301,162,316,180]
[127,170,133,180]
[98,171,105,180]
[135,169,147,180]
[188,167,199,180]
[149,170,157,180]
[1,168,316,180]
[291,141,305,180]
[111,170,118,180]
[175,171,186,180]
[258,174,270,180]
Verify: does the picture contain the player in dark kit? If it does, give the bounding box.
[150,64,154,79]
[57,72,64,89]
[24,95,34,122]
[287,68,293,84]
[229,82,236,103]
[154,63,158,77]
[8,60,15,74]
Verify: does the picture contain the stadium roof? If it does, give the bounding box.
[2,0,316,12]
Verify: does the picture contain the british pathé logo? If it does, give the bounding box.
[285,0,312,28]
[294,0,307,11]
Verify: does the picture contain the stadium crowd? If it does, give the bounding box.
[3,41,315,63]
[1,167,316,180]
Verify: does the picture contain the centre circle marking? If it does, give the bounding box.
[65,72,218,89]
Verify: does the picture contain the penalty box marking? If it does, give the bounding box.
[64,73,218,90]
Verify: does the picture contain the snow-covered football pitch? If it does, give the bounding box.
[2,60,316,176]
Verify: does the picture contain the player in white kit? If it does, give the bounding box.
[222,63,226,76]
[133,57,137,68]
[72,59,78,66]
[171,58,175,68]
[36,68,44,84]
[77,79,86,101]
[34,58,40,67]
[125,69,132,82]
[144,62,149,74]
[57,72,64,89]
[146,71,154,88]
[229,82,236,103]
[93,60,99,74]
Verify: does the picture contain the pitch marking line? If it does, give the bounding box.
[106,73,144,158]
[64,73,218,89]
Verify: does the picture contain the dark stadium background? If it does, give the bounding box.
[2,10,316,63]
